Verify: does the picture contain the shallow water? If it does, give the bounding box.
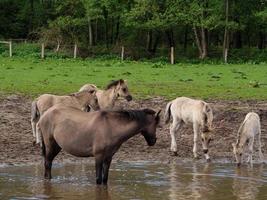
[1,162,267,200]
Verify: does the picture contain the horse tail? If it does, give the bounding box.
[31,100,40,122]
[37,123,46,157]
[202,103,213,132]
[164,101,173,124]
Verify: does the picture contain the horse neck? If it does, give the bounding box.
[115,120,144,144]
[236,131,247,148]
[101,87,118,108]
[72,92,89,106]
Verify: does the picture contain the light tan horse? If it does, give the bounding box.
[232,112,263,166]
[79,79,132,109]
[164,97,213,161]
[31,89,99,144]
[37,106,160,184]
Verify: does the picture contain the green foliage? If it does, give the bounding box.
[0,0,267,61]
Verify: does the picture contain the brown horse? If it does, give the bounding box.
[37,106,161,185]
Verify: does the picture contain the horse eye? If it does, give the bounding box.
[123,88,127,92]
[201,138,204,141]
[239,153,242,156]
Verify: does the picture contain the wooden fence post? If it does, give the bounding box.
[74,43,77,59]
[121,46,124,61]
[41,43,45,59]
[9,41,12,57]
[170,46,174,64]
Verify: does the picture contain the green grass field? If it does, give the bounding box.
[0,56,266,100]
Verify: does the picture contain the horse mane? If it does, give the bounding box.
[113,109,155,123]
[69,89,94,97]
[106,79,124,90]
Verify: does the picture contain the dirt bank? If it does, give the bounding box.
[0,95,267,165]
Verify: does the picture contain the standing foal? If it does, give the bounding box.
[232,112,264,166]
[164,97,213,161]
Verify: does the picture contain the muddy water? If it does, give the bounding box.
[1,162,267,200]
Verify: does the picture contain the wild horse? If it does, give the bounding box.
[37,106,160,184]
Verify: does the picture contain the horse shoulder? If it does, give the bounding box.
[36,94,55,114]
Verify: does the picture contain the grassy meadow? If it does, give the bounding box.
[0,56,266,100]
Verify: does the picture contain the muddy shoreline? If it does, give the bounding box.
[0,95,267,165]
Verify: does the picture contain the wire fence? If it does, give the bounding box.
[1,39,265,63]
[0,39,181,64]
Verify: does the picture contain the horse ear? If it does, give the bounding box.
[155,110,161,124]
[119,79,124,85]
[156,110,161,117]
[89,89,96,94]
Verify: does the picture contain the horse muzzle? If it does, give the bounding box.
[147,138,157,146]
[125,95,133,101]
[203,149,209,154]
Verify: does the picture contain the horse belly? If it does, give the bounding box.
[54,134,94,157]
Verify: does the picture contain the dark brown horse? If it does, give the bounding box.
[37,105,161,185]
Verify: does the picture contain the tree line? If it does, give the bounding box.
[0,0,266,61]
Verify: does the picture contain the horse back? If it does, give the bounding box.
[39,106,107,157]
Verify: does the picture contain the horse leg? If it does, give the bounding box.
[193,123,199,159]
[258,128,264,163]
[44,140,61,179]
[102,157,112,185]
[170,119,182,155]
[95,158,104,185]
[31,118,36,138]
[247,138,254,165]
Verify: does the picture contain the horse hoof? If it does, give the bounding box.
[32,141,36,146]
[171,152,178,156]
[193,156,199,160]
[206,158,211,163]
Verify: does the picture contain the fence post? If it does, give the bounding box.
[41,43,45,59]
[74,43,77,59]
[9,41,12,57]
[170,46,174,64]
[121,46,124,61]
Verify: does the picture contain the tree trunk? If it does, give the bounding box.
[200,27,208,59]
[115,17,120,44]
[103,8,109,48]
[247,29,251,48]
[110,17,114,44]
[193,26,203,58]
[166,29,175,47]
[151,32,160,54]
[29,0,34,32]
[88,17,93,47]
[183,25,188,53]
[258,31,265,49]
[55,40,60,52]
[94,20,98,44]
[147,30,153,51]
[223,0,229,63]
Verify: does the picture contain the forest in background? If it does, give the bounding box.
[0,0,267,62]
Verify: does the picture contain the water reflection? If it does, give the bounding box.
[168,163,214,200]
[0,162,267,200]
[232,165,264,200]
[95,186,111,200]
